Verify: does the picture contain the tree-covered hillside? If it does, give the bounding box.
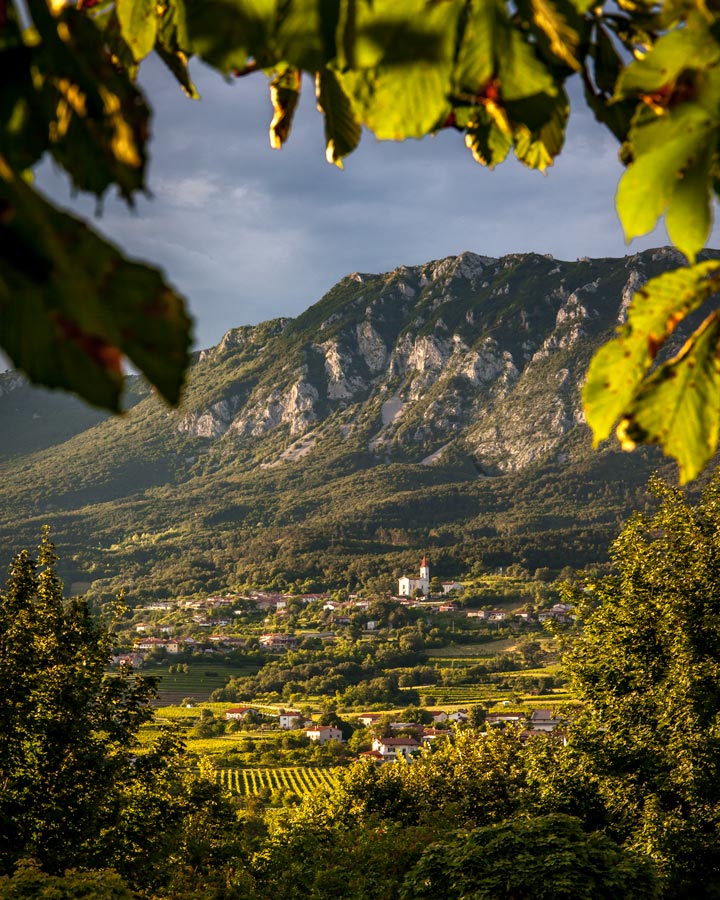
[0,249,701,600]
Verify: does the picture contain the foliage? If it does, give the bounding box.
[0,860,134,900]
[401,814,658,900]
[0,532,242,894]
[561,474,720,897]
[3,0,720,477]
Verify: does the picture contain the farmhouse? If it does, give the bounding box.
[306,725,343,744]
[259,633,298,650]
[372,736,419,760]
[279,711,304,729]
[225,706,258,721]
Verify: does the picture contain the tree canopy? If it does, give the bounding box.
[3,0,720,478]
[0,531,240,895]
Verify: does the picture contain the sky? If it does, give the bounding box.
[35,54,719,352]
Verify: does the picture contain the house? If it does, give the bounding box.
[225,706,258,721]
[259,633,298,650]
[538,603,573,624]
[515,610,534,622]
[398,555,430,598]
[428,710,448,724]
[467,610,488,619]
[358,749,385,762]
[530,709,563,732]
[420,728,449,744]
[357,713,384,727]
[372,736,419,760]
[488,609,507,621]
[279,710,304,729]
[438,603,459,613]
[441,581,464,594]
[486,712,526,726]
[447,709,468,722]
[306,725,343,744]
[134,637,168,651]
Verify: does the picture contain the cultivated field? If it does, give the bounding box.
[216,766,340,798]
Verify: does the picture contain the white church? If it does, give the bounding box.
[398,555,430,597]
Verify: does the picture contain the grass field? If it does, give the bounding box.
[140,662,259,704]
[216,766,340,798]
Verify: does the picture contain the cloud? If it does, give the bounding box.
[31,60,720,355]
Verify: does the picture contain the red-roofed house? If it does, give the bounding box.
[225,706,258,721]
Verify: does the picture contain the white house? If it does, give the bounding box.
[441,581,464,594]
[372,736,419,760]
[306,725,343,744]
[530,709,563,732]
[225,706,258,721]
[279,711,304,729]
[398,555,430,597]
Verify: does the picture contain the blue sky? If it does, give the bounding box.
[36,54,716,352]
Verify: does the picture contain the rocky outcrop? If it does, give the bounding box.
[169,247,692,472]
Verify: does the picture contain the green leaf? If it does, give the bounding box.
[620,311,720,484]
[335,0,462,140]
[509,87,569,170]
[526,0,581,71]
[315,69,361,168]
[455,0,556,101]
[615,25,720,100]
[156,0,200,98]
[116,0,158,61]
[185,0,276,74]
[583,260,720,444]
[666,141,713,263]
[0,160,192,412]
[616,103,714,241]
[337,64,451,142]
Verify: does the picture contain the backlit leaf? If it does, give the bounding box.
[116,0,157,61]
[616,104,714,241]
[268,66,301,150]
[619,311,720,484]
[666,141,713,263]
[315,69,361,168]
[583,260,720,444]
[527,0,581,70]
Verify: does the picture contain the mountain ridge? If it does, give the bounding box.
[0,247,699,599]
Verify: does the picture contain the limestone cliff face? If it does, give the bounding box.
[172,247,702,474]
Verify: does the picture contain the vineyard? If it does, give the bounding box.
[216,766,341,798]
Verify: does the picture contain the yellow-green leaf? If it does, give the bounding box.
[620,311,720,484]
[616,104,714,241]
[666,142,713,263]
[583,260,720,444]
[528,0,581,70]
[116,0,157,61]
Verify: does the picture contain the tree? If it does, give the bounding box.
[561,475,720,898]
[3,0,720,480]
[0,531,239,892]
[401,815,658,900]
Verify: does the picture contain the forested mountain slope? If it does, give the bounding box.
[0,248,695,599]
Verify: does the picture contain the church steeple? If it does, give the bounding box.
[420,555,429,581]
